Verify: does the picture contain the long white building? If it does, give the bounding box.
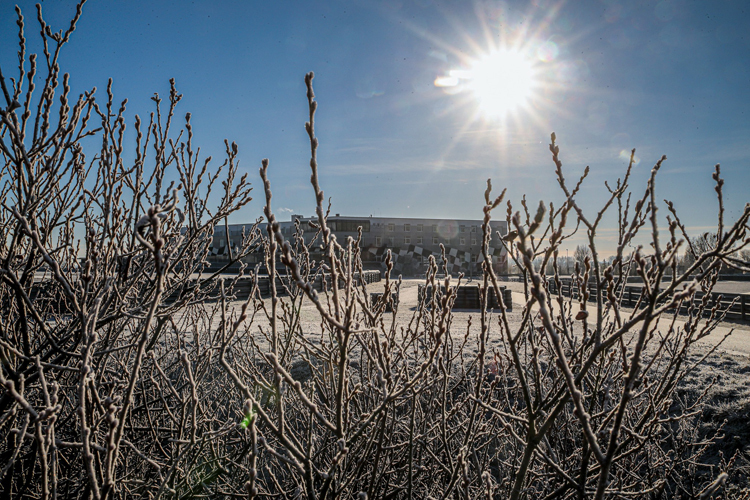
[209,214,509,276]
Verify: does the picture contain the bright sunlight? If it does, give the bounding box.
[435,49,537,119]
[467,50,535,117]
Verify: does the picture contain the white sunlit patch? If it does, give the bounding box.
[436,49,537,119]
[469,50,535,117]
[434,75,459,87]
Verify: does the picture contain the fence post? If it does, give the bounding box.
[742,294,746,321]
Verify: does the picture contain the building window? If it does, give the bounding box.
[388,224,395,232]
[388,237,395,246]
[375,237,382,246]
[404,224,411,231]
[432,236,439,244]
[472,226,477,232]
[460,225,466,233]
[460,237,466,245]
[404,237,411,245]
[330,220,370,232]
[471,238,477,245]
[472,255,478,263]
[417,224,423,232]
[432,225,437,232]
[416,237,423,244]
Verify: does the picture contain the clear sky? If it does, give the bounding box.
[2,0,749,253]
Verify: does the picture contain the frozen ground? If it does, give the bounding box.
[222,277,750,359]
[501,279,750,358]
[214,276,750,475]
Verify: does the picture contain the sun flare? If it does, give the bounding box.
[436,49,537,119]
[465,50,535,117]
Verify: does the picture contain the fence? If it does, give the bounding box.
[546,277,750,322]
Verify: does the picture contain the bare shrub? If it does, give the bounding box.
[0,4,256,498]
[2,4,749,499]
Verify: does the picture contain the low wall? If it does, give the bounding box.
[417,284,512,311]
[166,270,381,303]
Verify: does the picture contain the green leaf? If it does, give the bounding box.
[240,409,256,429]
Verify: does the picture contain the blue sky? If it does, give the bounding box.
[2,0,749,253]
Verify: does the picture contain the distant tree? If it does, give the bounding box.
[543,256,568,276]
[573,244,592,273]
[680,233,717,272]
[721,242,750,274]
[733,249,750,274]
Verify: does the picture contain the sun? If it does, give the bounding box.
[465,50,536,118]
[436,49,537,119]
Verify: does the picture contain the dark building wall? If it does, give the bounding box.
[208,215,509,275]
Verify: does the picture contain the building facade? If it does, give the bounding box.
[209,214,509,276]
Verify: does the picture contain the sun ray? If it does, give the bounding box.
[375,0,600,177]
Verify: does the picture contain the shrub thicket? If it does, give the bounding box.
[1,4,749,499]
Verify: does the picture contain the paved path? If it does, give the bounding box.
[502,282,750,358]
[224,277,750,359]
[398,278,750,358]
